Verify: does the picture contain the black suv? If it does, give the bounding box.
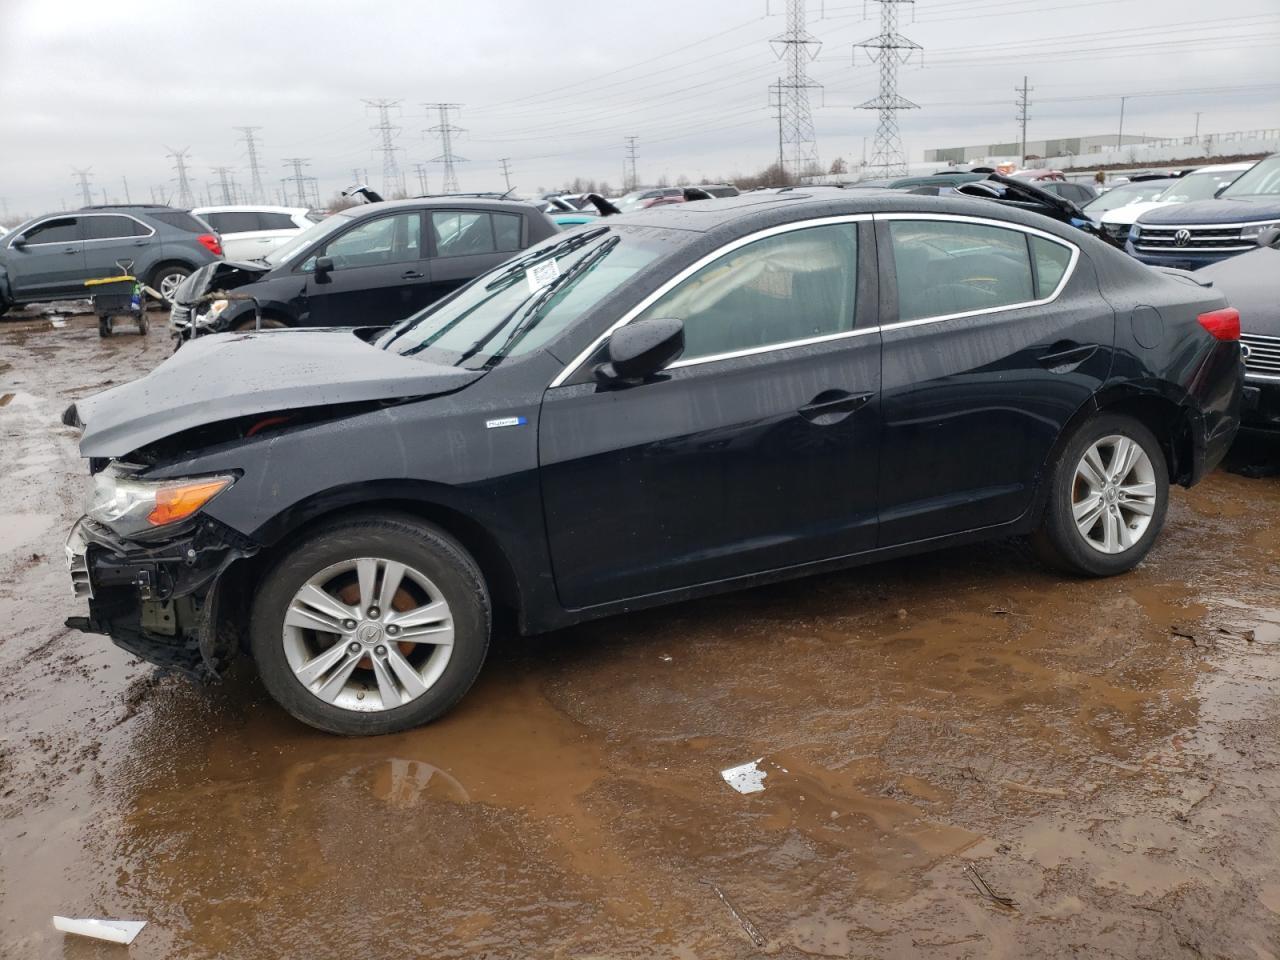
[169,198,558,339]
[0,205,222,314]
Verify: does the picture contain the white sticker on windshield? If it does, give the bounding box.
[526,257,561,294]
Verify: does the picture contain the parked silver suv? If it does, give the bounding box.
[0,205,224,315]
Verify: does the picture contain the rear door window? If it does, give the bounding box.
[634,222,858,362]
[23,217,81,244]
[432,211,496,257]
[889,220,1035,322]
[83,215,149,240]
[492,213,522,252]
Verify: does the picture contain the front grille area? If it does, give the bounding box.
[1242,333,1280,378]
[169,303,192,329]
[1134,224,1254,253]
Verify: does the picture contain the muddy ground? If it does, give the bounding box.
[1,310,1278,959]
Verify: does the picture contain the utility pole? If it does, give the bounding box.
[211,166,235,205]
[770,0,822,177]
[364,99,406,197]
[165,146,195,207]
[71,167,94,207]
[498,158,513,191]
[1015,75,1032,164]
[282,158,315,208]
[425,103,466,194]
[121,176,131,204]
[854,0,921,178]
[1194,111,1202,141]
[1117,96,1128,149]
[624,136,640,190]
[413,162,430,195]
[234,126,266,203]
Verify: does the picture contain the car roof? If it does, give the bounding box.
[193,204,309,215]
[1190,162,1255,173]
[338,197,543,219]
[610,187,1083,240]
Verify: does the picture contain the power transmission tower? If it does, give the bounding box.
[770,0,822,178]
[425,103,466,193]
[121,176,131,204]
[767,77,786,178]
[211,166,235,204]
[282,158,317,208]
[413,162,430,195]
[71,167,94,207]
[499,158,513,191]
[364,99,407,197]
[1015,76,1033,163]
[165,146,196,207]
[854,0,921,178]
[624,136,640,190]
[234,126,266,203]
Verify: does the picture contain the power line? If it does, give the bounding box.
[770,0,821,175]
[71,167,93,207]
[235,126,266,204]
[364,99,406,197]
[854,0,921,177]
[1015,75,1033,162]
[165,147,195,208]
[425,103,466,193]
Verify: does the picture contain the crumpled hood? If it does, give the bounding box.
[68,328,483,458]
[173,259,271,305]
[1198,245,1280,336]
[1137,197,1280,226]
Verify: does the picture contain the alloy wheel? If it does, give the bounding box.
[281,557,455,712]
[158,273,184,301]
[1071,434,1158,555]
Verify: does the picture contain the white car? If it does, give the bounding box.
[191,206,320,262]
[1099,163,1253,244]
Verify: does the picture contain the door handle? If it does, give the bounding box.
[64,247,78,255]
[401,270,424,279]
[1037,341,1098,372]
[798,390,873,423]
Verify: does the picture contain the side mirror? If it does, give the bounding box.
[314,255,334,275]
[10,237,26,250]
[1257,225,1280,249]
[596,317,684,383]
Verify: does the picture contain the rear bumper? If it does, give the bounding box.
[1186,341,1245,483]
[1241,376,1280,432]
[64,516,257,678]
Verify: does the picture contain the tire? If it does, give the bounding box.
[249,514,491,735]
[1033,413,1169,577]
[149,264,191,306]
[231,315,289,332]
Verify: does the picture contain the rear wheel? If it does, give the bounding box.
[1034,414,1169,576]
[249,515,491,735]
[149,265,191,306]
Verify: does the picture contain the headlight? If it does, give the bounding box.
[87,469,235,538]
[195,298,230,327]
[1239,220,1280,239]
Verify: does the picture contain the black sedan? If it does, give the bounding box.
[169,197,558,340]
[65,190,1243,734]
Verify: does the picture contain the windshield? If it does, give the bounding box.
[1155,169,1244,203]
[376,226,668,368]
[263,211,352,265]
[1223,156,1280,197]
[1082,180,1173,214]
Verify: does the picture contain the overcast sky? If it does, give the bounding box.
[1,0,1278,217]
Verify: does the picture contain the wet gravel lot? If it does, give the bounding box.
[2,311,1278,959]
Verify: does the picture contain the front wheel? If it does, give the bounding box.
[249,515,491,735]
[1033,413,1169,577]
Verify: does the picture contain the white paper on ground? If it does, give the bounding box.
[720,759,767,794]
[52,916,147,944]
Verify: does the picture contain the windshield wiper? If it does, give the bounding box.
[480,235,621,368]
[483,226,611,291]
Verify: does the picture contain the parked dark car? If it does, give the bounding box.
[1033,181,1098,205]
[0,205,222,315]
[955,174,1099,235]
[1197,226,1280,431]
[169,198,557,339]
[1128,153,1280,269]
[63,190,1242,734]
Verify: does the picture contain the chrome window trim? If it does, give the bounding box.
[9,212,155,248]
[548,214,873,387]
[875,212,1080,332]
[547,211,1080,387]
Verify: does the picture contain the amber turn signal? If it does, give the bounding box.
[147,478,234,527]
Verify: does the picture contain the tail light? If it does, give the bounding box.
[1197,307,1240,341]
[197,233,223,257]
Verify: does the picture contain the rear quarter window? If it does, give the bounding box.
[150,211,211,233]
[1031,236,1072,297]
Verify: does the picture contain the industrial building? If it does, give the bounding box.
[925,133,1150,164]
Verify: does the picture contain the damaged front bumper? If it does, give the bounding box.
[65,515,258,680]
